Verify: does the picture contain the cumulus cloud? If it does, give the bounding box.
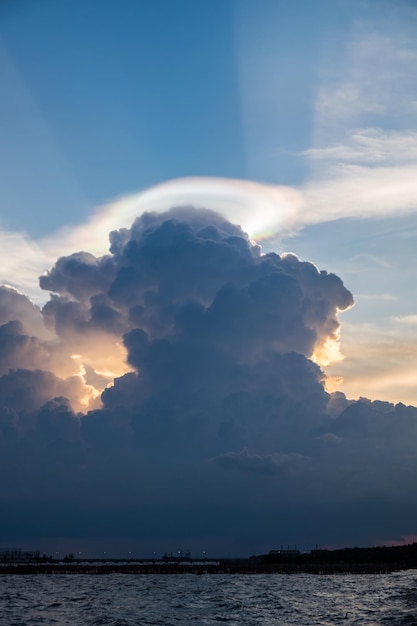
[215,449,310,476]
[1,206,417,552]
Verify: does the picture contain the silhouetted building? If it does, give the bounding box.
[268,548,300,559]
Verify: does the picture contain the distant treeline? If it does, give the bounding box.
[256,542,417,567]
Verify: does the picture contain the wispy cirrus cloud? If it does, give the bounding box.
[391,315,417,325]
[304,129,417,166]
[312,24,417,139]
[301,12,417,225]
[301,158,417,225]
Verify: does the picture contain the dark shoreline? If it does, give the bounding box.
[3,543,417,575]
[0,561,406,575]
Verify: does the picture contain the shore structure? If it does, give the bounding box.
[1,542,417,575]
[0,548,40,563]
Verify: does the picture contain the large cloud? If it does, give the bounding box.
[0,207,416,554]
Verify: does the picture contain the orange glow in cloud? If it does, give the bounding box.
[312,335,344,368]
[64,336,132,409]
[322,375,344,394]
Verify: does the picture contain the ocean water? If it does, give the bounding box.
[1,570,417,626]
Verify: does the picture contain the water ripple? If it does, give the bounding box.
[0,571,416,625]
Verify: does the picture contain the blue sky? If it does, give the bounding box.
[1,0,394,233]
[2,0,416,404]
[0,0,417,555]
[1,0,244,234]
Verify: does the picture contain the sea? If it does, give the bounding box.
[1,570,417,626]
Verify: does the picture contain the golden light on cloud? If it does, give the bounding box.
[45,334,133,412]
[76,381,101,411]
[322,375,344,394]
[312,335,344,368]
[325,321,417,405]
[65,350,131,412]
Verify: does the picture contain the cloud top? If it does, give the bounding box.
[0,206,416,551]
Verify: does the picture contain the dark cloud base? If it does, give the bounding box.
[0,208,415,555]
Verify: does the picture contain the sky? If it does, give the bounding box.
[0,0,416,557]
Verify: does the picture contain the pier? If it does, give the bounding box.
[0,559,404,575]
